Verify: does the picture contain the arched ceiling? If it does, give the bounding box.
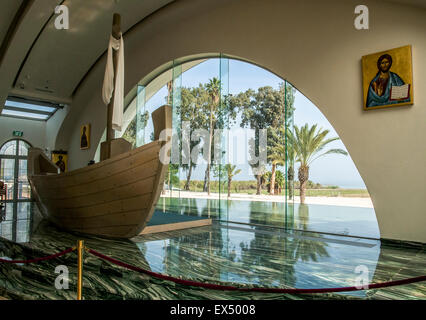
[0,0,174,111]
[0,0,423,113]
[0,0,425,242]
[387,0,426,9]
[0,0,24,47]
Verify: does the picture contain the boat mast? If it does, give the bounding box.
[105,13,121,159]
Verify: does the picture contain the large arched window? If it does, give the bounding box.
[0,139,32,201]
[0,139,32,242]
[114,55,379,239]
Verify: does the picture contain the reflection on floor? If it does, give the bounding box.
[0,202,424,300]
[156,197,380,239]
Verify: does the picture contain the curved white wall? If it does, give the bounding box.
[57,0,426,242]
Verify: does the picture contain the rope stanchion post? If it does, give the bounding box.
[77,240,84,300]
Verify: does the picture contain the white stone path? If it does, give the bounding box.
[161,191,374,208]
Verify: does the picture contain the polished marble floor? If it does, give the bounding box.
[0,202,424,300]
[157,197,380,238]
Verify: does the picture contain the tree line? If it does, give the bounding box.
[124,77,347,204]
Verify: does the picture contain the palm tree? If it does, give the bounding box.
[269,141,297,199]
[261,171,271,193]
[288,124,348,204]
[225,164,241,197]
[274,170,285,194]
[203,77,221,195]
[268,126,295,196]
[213,164,241,197]
[268,143,285,195]
[286,140,296,200]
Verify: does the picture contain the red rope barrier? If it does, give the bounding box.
[87,248,426,294]
[0,247,75,264]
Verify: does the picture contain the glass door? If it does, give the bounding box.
[0,139,32,242]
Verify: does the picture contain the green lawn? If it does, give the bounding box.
[227,188,369,197]
[176,181,369,198]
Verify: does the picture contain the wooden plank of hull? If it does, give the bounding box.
[33,158,159,201]
[50,193,152,219]
[39,141,162,189]
[36,176,156,210]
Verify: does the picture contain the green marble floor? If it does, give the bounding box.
[0,202,424,300]
[157,197,381,238]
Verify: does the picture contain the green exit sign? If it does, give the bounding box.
[13,131,23,137]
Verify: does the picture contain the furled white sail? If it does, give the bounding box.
[102,34,124,131]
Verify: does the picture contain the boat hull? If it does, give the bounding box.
[28,140,168,239]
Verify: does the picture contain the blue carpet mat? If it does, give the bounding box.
[147,210,210,226]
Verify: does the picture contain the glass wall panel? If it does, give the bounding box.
[0,221,12,241]
[4,203,13,221]
[17,202,31,220]
[119,55,378,239]
[216,56,229,221]
[0,139,33,243]
[134,83,170,149]
[171,58,224,219]
[290,88,379,238]
[16,220,30,243]
[18,140,30,156]
[0,139,32,202]
[1,159,15,200]
[18,159,30,200]
[284,81,296,231]
[0,202,32,243]
[136,85,146,148]
[0,141,17,156]
[162,61,182,214]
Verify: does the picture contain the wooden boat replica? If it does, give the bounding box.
[27,104,172,239]
[27,14,173,239]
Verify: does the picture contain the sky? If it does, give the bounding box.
[143,59,366,189]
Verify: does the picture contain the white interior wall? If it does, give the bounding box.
[0,117,46,148]
[45,105,69,152]
[55,0,426,242]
